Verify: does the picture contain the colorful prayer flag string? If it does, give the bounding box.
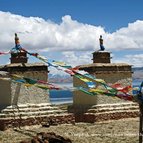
[1,37,143,103]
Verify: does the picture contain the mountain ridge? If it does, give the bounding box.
[48,67,143,83]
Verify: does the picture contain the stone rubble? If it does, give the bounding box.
[20,132,72,143]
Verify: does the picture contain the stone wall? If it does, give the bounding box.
[73,62,132,105]
[13,71,48,81]
[73,76,132,105]
[73,90,98,105]
[92,51,111,63]
[0,102,139,131]
[92,72,132,84]
[11,82,49,104]
[0,77,49,111]
[0,63,49,107]
[0,78,11,109]
[0,63,48,81]
[69,102,139,123]
[0,103,75,130]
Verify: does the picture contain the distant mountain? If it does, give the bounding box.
[132,67,143,71]
[48,73,73,83]
[48,67,143,83]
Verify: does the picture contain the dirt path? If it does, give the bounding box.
[0,118,140,143]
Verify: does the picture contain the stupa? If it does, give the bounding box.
[0,34,72,130]
[73,35,132,105]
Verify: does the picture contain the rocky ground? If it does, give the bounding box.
[0,117,141,143]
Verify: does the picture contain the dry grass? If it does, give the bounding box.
[0,117,140,143]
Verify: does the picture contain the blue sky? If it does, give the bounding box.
[0,0,143,70]
[0,0,143,31]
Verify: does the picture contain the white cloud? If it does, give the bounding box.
[125,54,143,67]
[107,20,143,50]
[113,54,143,67]
[1,11,143,52]
[0,11,143,68]
[61,51,91,67]
[0,11,105,51]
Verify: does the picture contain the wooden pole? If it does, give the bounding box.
[139,103,143,143]
[12,83,21,105]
